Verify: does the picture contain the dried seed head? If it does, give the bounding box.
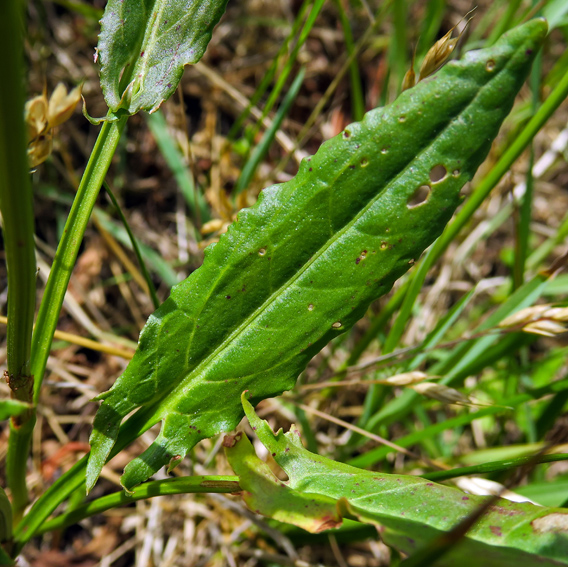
[499,305,551,328]
[543,307,568,322]
[499,304,568,336]
[419,30,459,80]
[418,9,475,81]
[401,66,416,92]
[522,320,568,337]
[401,46,417,92]
[411,382,472,406]
[379,371,428,386]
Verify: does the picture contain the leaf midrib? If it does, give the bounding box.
[137,74,491,428]
[135,1,167,90]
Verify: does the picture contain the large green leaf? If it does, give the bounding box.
[225,393,568,567]
[87,20,547,492]
[98,0,229,114]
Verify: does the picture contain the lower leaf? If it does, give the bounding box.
[225,393,568,567]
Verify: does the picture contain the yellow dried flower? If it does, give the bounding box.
[25,83,81,168]
[25,93,49,140]
[47,83,82,129]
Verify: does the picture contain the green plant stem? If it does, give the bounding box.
[389,0,408,95]
[487,0,523,45]
[244,0,324,147]
[423,453,568,482]
[382,60,568,355]
[13,456,87,552]
[334,0,365,121]
[234,68,305,195]
[30,115,127,404]
[514,46,542,289]
[6,420,35,526]
[145,111,208,225]
[10,116,126,542]
[13,400,155,551]
[227,0,311,140]
[0,0,38,521]
[38,476,240,534]
[103,181,160,309]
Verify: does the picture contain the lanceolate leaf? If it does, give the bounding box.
[225,394,568,567]
[87,20,547,492]
[98,0,229,114]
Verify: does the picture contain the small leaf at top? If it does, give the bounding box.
[98,0,229,114]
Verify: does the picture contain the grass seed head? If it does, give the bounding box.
[411,382,472,406]
[522,320,568,337]
[499,304,552,328]
[418,9,475,81]
[379,371,428,386]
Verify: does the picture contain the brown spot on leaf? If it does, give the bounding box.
[489,505,522,516]
[223,432,242,448]
[316,517,342,532]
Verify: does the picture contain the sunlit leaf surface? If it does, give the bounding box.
[98,0,229,114]
[88,20,547,491]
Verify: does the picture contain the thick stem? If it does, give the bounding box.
[6,420,35,524]
[0,1,38,519]
[10,115,126,552]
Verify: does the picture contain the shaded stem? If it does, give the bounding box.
[0,0,38,519]
[11,115,126,552]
